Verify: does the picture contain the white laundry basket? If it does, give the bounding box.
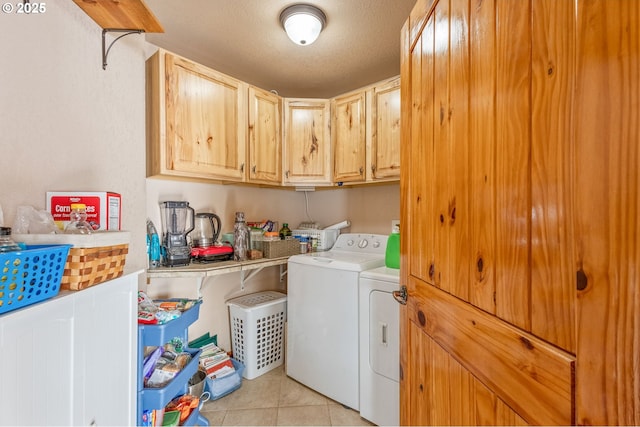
[226,291,287,380]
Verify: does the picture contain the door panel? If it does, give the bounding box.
[530,0,575,352]
[468,0,497,314]
[493,0,531,331]
[406,318,533,426]
[408,278,574,425]
[432,0,450,291]
[448,0,471,301]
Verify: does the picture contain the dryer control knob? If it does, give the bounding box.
[372,240,380,248]
[347,239,354,246]
[358,239,369,248]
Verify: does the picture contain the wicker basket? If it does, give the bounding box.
[62,243,128,290]
[262,239,300,258]
[14,232,130,291]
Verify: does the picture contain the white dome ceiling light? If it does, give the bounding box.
[279,4,327,46]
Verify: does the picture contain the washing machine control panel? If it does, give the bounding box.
[333,233,388,255]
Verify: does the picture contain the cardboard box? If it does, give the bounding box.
[46,192,122,231]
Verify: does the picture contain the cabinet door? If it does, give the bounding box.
[147,49,247,181]
[282,99,332,185]
[0,297,75,425]
[72,273,137,426]
[370,78,401,180]
[248,86,282,184]
[0,272,138,426]
[331,91,366,183]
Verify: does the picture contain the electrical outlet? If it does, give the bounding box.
[391,219,400,234]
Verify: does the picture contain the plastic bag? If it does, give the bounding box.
[13,205,58,234]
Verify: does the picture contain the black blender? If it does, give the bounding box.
[159,201,195,267]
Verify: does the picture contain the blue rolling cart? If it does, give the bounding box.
[137,302,209,426]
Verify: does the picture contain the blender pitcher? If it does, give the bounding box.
[159,201,195,267]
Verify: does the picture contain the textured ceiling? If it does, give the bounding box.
[144,0,416,98]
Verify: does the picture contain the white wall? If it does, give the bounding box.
[0,1,148,271]
[145,179,399,349]
[0,1,400,350]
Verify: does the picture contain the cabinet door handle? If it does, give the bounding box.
[252,165,256,174]
[359,166,364,175]
[240,163,245,173]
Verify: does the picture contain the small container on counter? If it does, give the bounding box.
[0,227,22,252]
[250,228,263,251]
[263,231,280,242]
[279,223,292,240]
[233,211,250,261]
[299,236,309,254]
[65,203,93,234]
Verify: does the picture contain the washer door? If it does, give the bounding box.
[369,289,400,381]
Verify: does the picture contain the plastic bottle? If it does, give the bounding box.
[0,227,22,253]
[279,223,292,240]
[65,203,93,234]
[233,211,250,261]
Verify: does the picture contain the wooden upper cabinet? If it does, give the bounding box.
[282,99,332,185]
[248,86,282,184]
[146,48,399,188]
[146,49,247,182]
[332,90,367,183]
[370,77,401,180]
[331,77,401,184]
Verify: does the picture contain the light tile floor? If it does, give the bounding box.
[199,365,375,426]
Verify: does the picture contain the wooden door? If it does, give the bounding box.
[370,77,401,180]
[282,99,332,185]
[400,0,578,424]
[248,86,282,184]
[402,0,640,425]
[332,91,366,183]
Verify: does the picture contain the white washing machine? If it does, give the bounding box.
[286,233,389,411]
[359,266,400,426]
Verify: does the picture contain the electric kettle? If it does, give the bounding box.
[191,213,222,248]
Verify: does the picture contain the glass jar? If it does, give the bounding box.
[299,236,309,254]
[279,223,292,240]
[250,228,263,252]
[233,211,250,261]
[0,227,22,253]
[65,203,93,234]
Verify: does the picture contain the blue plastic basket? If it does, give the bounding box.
[205,358,245,400]
[0,244,72,315]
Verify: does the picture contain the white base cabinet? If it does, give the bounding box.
[0,271,140,426]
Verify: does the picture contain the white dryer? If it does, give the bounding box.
[287,233,389,411]
[359,266,400,426]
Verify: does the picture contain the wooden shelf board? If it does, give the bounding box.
[73,0,164,33]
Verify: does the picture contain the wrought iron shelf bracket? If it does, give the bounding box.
[102,28,144,70]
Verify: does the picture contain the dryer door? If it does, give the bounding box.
[370,289,400,381]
